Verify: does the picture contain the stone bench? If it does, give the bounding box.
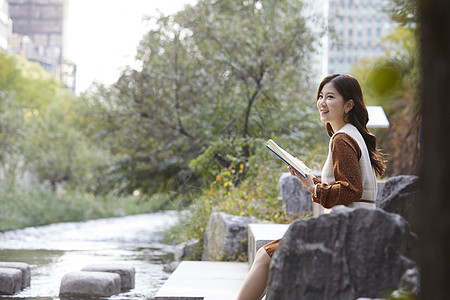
[81,264,135,290]
[0,268,22,295]
[247,223,290,265]
[59,271,121,297]
[154,261,248,300]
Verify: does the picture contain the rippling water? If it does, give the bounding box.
[0,211,179,300]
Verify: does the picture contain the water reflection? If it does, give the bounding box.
[0,211,178,300]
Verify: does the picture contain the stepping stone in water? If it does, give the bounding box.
[59,271,121,297]
[81,264,135,290]
[0,268,22,295]
[0,262,31,288]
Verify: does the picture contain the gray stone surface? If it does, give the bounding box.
[279,173,313,216]
[266,206,417,300]
[154,261,248,300]
[376,181,386,199]
[163,261,180,273]
[0,268,22,295]
[202,212,259,261]
[175,238,200,261]
[399,267,420,296]
[59,271,121,297]
[0,262,31,288]
[376,175,419,233]
[81,264,135,290]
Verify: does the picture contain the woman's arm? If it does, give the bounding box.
[313,133,363,208]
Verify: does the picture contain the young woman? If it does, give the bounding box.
[236,73,386,300]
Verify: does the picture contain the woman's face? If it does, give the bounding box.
[317,82,348,131]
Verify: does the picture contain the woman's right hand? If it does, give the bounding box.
[287,165,315,194]
[287,165,297,177]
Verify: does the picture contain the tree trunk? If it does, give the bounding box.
[418,0,450,298]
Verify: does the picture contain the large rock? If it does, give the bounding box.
[0,268,22,295]
[376,175,419,233]
[175,238,200,261]
[81,264,135,290]
[59,271,121,297]
[279,173,313,216]
[202,212,259,261]
[0,262,31,288]
[266,206,417,299]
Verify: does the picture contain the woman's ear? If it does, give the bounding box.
[345,99,354,113]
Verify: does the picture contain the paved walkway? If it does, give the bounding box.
[154,261,249,300]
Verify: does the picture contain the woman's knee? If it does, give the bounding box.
[254,247,271,266]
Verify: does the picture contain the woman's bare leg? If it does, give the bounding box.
[236,247,271,300]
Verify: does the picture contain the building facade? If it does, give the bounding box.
[8,0,69,80]
[327,0,395,74]
[0,0,9,50]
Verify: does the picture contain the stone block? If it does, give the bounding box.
[247,223,289,265]
[376,175,419,233]
[0,262,31,288]
[154,261,248,300]
[81,264,135,290]
[59,271,121,297]
[202,212,259,261]
[279,173,313,216]
[0,268,22,295]
[266,206,417,299]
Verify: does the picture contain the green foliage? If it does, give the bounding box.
[386,289,417,300]
[84,0,324,195]
[351,1,420,176]
[0,179,169,232]
[0,52,116,192]
[165,141,326,259]
[386,0,418,27]
[367,61,403,97]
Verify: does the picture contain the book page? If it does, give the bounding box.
[265,139,310,177]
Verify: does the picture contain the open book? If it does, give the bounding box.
[265,139,310,178]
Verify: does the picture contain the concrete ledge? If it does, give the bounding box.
[154,261,249,300]
[81,264,135,290]
[59,271,121,297]
[0,262,31,288]
[0,268,22,295]
[248,223,290,265]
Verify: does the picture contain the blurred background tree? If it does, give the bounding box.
[352,0,420,176]
[83,0,327,198]
[0,53,108,191]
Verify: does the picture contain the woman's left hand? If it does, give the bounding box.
[287,165,315,194]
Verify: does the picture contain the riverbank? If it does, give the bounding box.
[0,211,178,299]
[0,181,173,232]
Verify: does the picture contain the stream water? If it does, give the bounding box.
[0,211,179,300]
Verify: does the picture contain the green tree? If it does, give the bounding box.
[0,52,109,190]
[85,0,325,195]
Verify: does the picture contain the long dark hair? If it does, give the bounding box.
[317,74,386,176]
